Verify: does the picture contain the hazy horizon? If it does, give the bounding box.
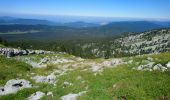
[1,13,170,23]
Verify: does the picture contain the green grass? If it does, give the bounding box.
[0,56,32,85]
[0,52,170,100]
[0,44,4,47]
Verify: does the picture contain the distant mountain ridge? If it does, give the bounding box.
[0,16,56,25]
[0,16,100,28]
[0,16,170,41]
[1,16,170,28]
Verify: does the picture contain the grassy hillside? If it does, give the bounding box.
[0,52,170,100]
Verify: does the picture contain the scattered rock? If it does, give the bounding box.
[26,60,47,68]
[76,57,84,61]
[102,61,112,66]
[50,59,74,64]
[61,91,86,100]
[134,61,168,72]
[111,59,123,66]
[40,58,49,64]
[0,47,54,57]
[128,60,133,64]
[153,64,167,71]
[147,57,153,61]
[26,91,45,100]
[32,73,56,84]
[63,82,73,86]
[0,79,32,95]
[63,82,73,88]
[91,65,102,72]
[153,64,161,70]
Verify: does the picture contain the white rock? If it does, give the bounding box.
[27,91,45,100]
[61,91,86,100]
[166,62,170,68]
[153,65,159,70]
[40,58,49,64]
[153,64,162,70]
[111,59,123,66]
[147,57,153,61]
[63,82,73,86]
[102,61,112,67]
[27,61,47,68]
[128,60,133,64]
[76,57,84,61]
[145,62,155,68]
[137,65,143,70]
[161,67,167,72]
[91,65,102,72]
[47,91,53,98]
[32,73,56,84]
[50,59,74,64]
[0,79,32,95]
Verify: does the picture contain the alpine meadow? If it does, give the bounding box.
[0,0,170,100]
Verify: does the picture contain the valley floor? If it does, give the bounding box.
[0,52,170,100]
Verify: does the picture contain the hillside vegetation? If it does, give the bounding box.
[0,21,167,41]
[0,27,170,100]
[0,51,170,100]
[7,28,170,59]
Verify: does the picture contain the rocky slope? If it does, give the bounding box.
[114,28,170,54]
[78,28,170,58]
[0,48,170,99]
[0,29,170,100]
[0,48,55,58]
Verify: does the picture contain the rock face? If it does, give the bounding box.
[61,91,86,100]
[0,79,32,95]
[26,91,45,100]
[0,47,54,57]
[32,73,56,84]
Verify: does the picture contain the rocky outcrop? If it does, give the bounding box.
[0,47,54,57]
[61,91,86,100]
[133,57,168,72]
[32,73,56,84]
[26,91,45,100]
[0,79,32,95]
[26,60,47,68]
[90,59,124,73]
[166,62,170,68]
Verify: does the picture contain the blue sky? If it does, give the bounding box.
[0,0,170,19]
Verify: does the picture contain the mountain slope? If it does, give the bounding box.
[0,16,56,25]
[0,49,170,99]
